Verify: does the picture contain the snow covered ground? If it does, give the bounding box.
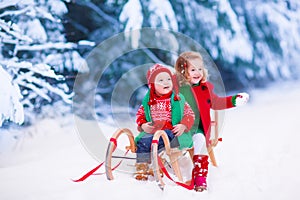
[1,80,300,200]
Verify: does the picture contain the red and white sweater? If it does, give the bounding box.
[136,94,195,134]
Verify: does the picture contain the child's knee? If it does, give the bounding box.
[193,133,207,155]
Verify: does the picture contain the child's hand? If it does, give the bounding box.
[141,122,155,133]
[235,92,249,106]
[172,124,187,136]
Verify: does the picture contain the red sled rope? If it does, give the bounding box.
[157,155,194,190]
[72,150,129,182]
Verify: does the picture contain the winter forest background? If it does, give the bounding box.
[0,0,299,130]
[1,0,299,128]
[1,1,300,199]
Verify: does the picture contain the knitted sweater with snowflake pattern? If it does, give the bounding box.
[135,91,195,149]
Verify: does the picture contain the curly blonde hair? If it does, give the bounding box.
[174,51,208,86]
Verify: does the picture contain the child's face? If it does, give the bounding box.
[187,59,204,84]
[154,72,173,96]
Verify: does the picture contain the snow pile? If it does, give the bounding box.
[0,65,24,127]
[0,80,300,200]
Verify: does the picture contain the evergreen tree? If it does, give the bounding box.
[2,0,300,125]
[64,0,300,120]
[0,0,91,127]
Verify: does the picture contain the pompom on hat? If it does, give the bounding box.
[146,63,180,105]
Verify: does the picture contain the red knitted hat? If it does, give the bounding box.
[146,64,180,105]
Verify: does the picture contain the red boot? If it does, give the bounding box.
[193,155,209,192]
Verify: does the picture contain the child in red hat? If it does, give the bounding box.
[175,51,249,192]
[134,63,195,180]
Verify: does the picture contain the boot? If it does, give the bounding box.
[193,155,209,192]
[134,163,149,181]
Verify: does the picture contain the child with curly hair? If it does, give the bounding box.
[174,51,249,191]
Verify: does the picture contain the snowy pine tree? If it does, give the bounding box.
[64,0,300,121]
[113,0,300,88]
[0,0,92,127]
[1,0,300,125]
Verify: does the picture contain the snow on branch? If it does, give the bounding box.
[44,51,89,73]
[0,0,22,10]
[15,42,78,52]
[0,5,32,18]
[0,4,58,22]
[0,60,64,80]
[119,0,143,48]
[1,58,73,105]
[148,0,178,31]
[48,0,68,17]
[15,72,52,102]
[15,73,73,104]
[0,0,89,126]
[0,19,33,43]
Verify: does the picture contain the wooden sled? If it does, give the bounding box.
[105,110,221,189]
[105,128,136,180]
